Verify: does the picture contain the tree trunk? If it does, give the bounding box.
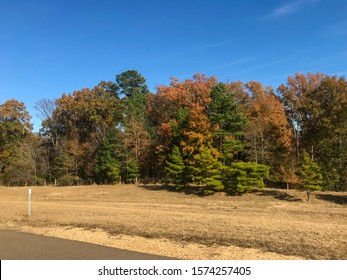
[306,188,310,201]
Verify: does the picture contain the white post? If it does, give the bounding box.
[28,189,32,217]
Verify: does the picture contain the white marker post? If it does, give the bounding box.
[28,189,32,217]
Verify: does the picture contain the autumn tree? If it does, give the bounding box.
[34,98,59,182]
[0,99,32,145]
[1,134,47,185]
[0,99,33,183]
[301,76,347,191]
[243,81,292,183]
[148,74,217,179]
[277,73,325,162]
[41,81,122,183]
[8,71,345,192]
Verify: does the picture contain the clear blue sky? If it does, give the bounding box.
[1,0,346,131]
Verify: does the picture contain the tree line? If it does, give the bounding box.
[0,71,346,193]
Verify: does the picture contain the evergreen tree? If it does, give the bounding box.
[165,145,186,188]
[117,70,151,181]
[116,70,149,98]
[208,83,247,165]
[298,152,322,200]
[225,161,270,193]
[94,130,122,184]
[126,158,140,184]
[94,148,120,184]
[190,147,223,191]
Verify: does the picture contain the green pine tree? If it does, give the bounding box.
[225,161,270,193]
[208,83,247,165]
[190,147,223,191]
[94,152,120,184]
[127,158,140,184]
[165,145,187,188]
[94,135,120,184]
[298,152,322,200]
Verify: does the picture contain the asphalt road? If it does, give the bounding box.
[0,230,174,260]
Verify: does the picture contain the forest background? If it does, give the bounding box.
[0,70,346,193]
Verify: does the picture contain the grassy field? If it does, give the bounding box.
[0,184,346,259]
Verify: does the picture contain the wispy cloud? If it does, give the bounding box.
[176,55,259,80]
[212,55,260,71]
[173,39,237,57]
[263,0,319,20]
[230,50,305,75]
[190,38,247,52]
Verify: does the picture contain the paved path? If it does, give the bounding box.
[0,230,174,260]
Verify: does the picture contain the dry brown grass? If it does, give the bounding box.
[0,184,346,259]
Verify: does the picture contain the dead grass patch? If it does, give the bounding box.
[0,185,346,259]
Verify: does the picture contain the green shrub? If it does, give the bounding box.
[224,161,270,193]
[58,174,81,186]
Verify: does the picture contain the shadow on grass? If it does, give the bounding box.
[140,184,216,197]
[256,190,302,202]
[315,194,347,205]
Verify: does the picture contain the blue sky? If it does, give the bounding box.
[1,0,346,131]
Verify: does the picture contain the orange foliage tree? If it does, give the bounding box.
[243,81,293,183]
[148,74,218,180]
